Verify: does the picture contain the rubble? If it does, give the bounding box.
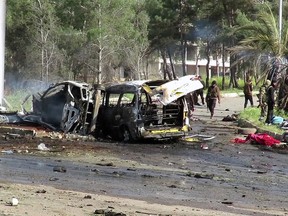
[6,197,19,206]
[53,166,67,173]
[37,143,49,151]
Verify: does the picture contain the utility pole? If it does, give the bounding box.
[279,0,283,42]
[0,0,6,107]
[179,0,187,76]
[89,3,102,133]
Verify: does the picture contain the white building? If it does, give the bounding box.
[155,44,230,78]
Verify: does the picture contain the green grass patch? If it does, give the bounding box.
[239,107,286,134]
[4,90,32,111]
[204,76,260,93]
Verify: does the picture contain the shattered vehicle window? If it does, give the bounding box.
[107,94,120,107]
[140,92,149,104]
[120,93,136,107]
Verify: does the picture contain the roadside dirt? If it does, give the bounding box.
[0,96,288,216]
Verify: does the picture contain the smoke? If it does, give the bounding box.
[5,73,50,95]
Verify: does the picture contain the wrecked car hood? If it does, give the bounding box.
[142,75,203,105]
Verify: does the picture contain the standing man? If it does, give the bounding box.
[265,80,277,125]
[185,92,195,120]
[257,79,271,120]
[206,80,221,119]
[243,78,254,108]
[195,76,205,105]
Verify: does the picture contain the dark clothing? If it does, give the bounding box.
[244,94,253,108]
[206,85,220,100]
[207,98,217,117]
[243,81,253,95]
[185,93,194,119]
[266,103,274,124]
[278,76,288,109]
[243,81,253,108]
[206,84,220,118]
[266,85,275,105]
[265,85,275,124]
[195,88,205,105]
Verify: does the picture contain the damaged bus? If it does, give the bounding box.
[0,76,203,142]
[96,75,203,141]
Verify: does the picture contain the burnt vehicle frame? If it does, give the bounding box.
[95,77,202,141]
[1,81,95,135]
[1,76,202,141]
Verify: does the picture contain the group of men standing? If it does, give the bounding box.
[187,75,278,123]
[243,77,277,125]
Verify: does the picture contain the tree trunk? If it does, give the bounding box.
[167,48,177,79]
[221,43,225,90]
[229,55,239,88]
[161,50,172,80]
[205,45,211,87]
[181,39,187,76]
[196,47,200,76]
[205,54,210,88]
[216,49,219,77]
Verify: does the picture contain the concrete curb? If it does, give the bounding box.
[222,91,258,98]
[237,118,283,141]
[222,93,240,98]
[204,91,258,98]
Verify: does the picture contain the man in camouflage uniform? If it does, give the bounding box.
[257,80,271,120]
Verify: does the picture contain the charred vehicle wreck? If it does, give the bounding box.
[0,76,203,141]
[96,76,203,141]
[0,81,95,135]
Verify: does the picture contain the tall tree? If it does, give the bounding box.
[195,0,260,88]
[6,0,34,83]
[232,5,287,80]
[232,3,288,110]
[145,0,198,78]
[29,0,60,82]
[55,0,149,83]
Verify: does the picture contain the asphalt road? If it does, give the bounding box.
[192,94,257,121]
[0,95,287,216]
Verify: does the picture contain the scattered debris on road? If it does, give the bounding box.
[53,166,67,173]
[6,197,19,206]
[94,208,126,216]
[222,114,238,121]
[37,143,50,151]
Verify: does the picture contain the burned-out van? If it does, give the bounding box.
[0,76,202,141]
[96,75,203,141]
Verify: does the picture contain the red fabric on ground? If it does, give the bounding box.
[232,133,281,146]
[232,137,247,143]
[248,133,280,146]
